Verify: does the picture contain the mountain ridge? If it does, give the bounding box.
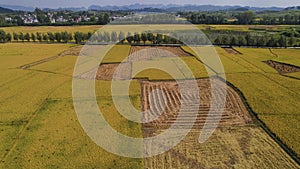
[0,3,294,12]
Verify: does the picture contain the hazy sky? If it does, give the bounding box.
[1,0,299,8]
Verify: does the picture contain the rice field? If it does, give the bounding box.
[0,42,299,168]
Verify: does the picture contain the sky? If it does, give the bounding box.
[0,0,299,8]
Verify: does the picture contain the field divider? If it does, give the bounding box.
[227,52,299,94]
[225,79,300,165]
[0,99,49,163]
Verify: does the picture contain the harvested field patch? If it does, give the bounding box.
[222,47,242,55]
[141,78,298,168]
[141,78,253,135]
[264,60,300,74]
[129,46,191,61]
[144,127,299,168]
[78,63,131,80]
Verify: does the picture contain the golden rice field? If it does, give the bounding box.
[0,42,299,168]
[197,24,300,31]
[3,25,300,35]
[1,25,102,34]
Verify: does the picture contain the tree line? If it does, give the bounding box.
[0,29,298,47]
[184,11,300,25]
[0,30,181,44]
[213,34,296,47]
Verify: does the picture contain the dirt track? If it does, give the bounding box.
[222,47,242,55]
[18,46,82,69]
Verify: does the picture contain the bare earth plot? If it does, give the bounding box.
[264,60,300,74]
[141,78,298,168]
[222,47,242,55]
[78,63,132,80]
[129,46,191,61]
[79,45,193,81]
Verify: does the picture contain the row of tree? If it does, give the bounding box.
[0,30,181,44]
[214,34,296,47]
[11,31,75,43]
[0,29,298,47]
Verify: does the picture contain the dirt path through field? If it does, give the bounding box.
[17,45,82,69]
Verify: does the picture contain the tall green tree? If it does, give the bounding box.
[118,31,125,44]
[24,33,30,42]
[36,32,42,42]
[156,34,163,44]
[147,32,154,43]
[111,31,117,42]
[13,32,19,42]
[19,32,24,42]
[288,36,295,47]
[96,32,103,42]
[74,32,84,44]
[0,30,6,43]
[221,35,230,45]
[103,32,110,42]
[6,33,12,42]
[236,11,255,24]
[31,33,36,42]
[133,32,140,44]
[55,32,62,42]
[230,36,238,46]
[47,32,55,42]
[126,32,133,44]
[42,33,49,42]
[141,33,147,44]
[278,35,287,47]
[238,36,247,46]
[267,36,276,47]
[103,13,110,24]
[214,36,222,45]
[97,15,103,24]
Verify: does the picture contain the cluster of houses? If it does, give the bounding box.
[22,13,39,24]
[3,13,98,24]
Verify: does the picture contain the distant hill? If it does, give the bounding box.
[284,6,300,10]
[0,3,286,12]
[0,6,14,13]
[42,7,87,12]
[88,4,284,12]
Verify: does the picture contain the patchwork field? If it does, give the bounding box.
[3,25,300,34]
[0,43,299,168]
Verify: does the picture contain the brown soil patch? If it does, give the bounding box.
[129,46,191,61]
[223,47,242,55]
[78,63,131,80]
[264,60,300,74]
